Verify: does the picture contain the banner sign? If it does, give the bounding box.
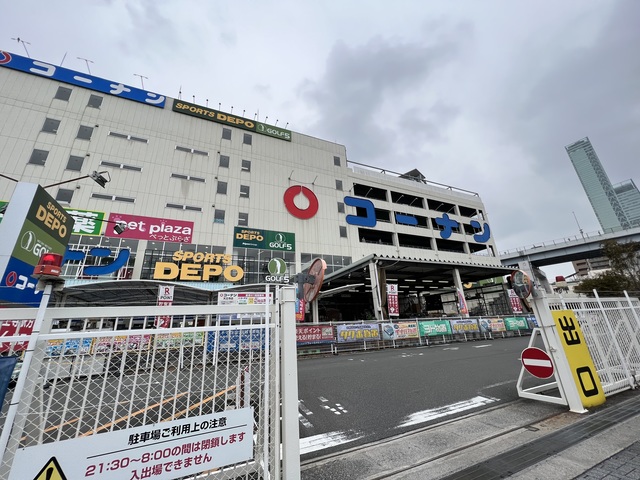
[66,208,105,235]
[418,320,453,336]
[173,99,291,141]
[489,318,506,332]
[336,323,380,343]
[93,335,152,354]
[155,332,205,349]
[450,318,480,333]
[0,50,166,108]
[0,320,34,353]
[508,289,523,314]
[478,319,492,334]
[106,212,193,243]
[386,284,399,317]
[296,325,334,344]
[503,317,529,331]
[207,329,266,352]
[381,321,418,340]
[8,408,254,480]
[45,338,94,357]
[233,227,295,252]
[457,289,469,315]
[155,285,174,328]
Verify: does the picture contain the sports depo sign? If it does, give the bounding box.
[0,183,74,305]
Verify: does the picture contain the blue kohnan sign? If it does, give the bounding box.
[0,50,166,108]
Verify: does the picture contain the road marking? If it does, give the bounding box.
[299,413,313,428]
[318,396,328,402]
[473,344,492,348]
[300,431,364,455]
[299,400,313,416]
[442,347,459,351]
[397,395,497,428]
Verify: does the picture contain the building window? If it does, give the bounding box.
[336,179,343,191]
[243,133,252,145]
[171,173,206,183]
[338,202,345,213]
[238,212,249,226]
[240,185,250,198]
[28,149,49,166]
[87,94,103,108]
[66,155,85,171]
[54,86,72,101]
[42,118,60,134]
[110,131,149,143]
[91,193,136,203]
[241,159,251,172]
[334,156,341,167]
[77,125,94,140]
[339,226,347,238]
[175,145,207,155]
[56,188,74,203]
[219,155,230,168]
[222,128,232,140]
[214,209,225,224]
[100,160,142,172]
[166,203,202,212]
[217,181,228,195]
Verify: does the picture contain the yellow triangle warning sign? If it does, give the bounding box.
[32,456,68,480]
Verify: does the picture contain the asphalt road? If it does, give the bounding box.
[297,336,532,459]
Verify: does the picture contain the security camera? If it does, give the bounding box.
[113,222,127,235]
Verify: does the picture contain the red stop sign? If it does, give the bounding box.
[521,347,554,379]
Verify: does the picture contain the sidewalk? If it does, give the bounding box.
[301,390,640,479]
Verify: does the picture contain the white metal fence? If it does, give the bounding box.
[0,294,295,479]
[547,292,640,397]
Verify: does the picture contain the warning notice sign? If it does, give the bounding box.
[33,457,68,480]
[9,408,254,480]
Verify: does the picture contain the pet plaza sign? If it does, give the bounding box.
[152,251,244,282]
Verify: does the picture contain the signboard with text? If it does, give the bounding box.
[233,227,295,252]
[0,183,74,306]
[336,324,380,343]
[172,99,291,141]
[9,409,254,480]
[296,325,334,344]
[106,213,193,243]
[418,320,453,336]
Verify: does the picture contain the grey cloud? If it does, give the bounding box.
[301,27,469,163]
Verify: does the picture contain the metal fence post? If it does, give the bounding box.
[280,286,300,480]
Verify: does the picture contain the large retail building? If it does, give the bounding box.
[0,50,512,320]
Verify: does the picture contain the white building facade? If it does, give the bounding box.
[0,50,504,316]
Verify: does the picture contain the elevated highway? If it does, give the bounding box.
[499,226,640,268]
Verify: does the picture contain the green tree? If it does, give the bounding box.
[574,240,640,294]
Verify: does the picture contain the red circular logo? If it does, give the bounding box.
[5,271,17,287]
[283,186,318,219]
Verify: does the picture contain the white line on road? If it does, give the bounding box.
[299,401,313,416]
[300,431,364,455]
[473,344,492,348]
[397,395,497,428]
[299,413,313,428]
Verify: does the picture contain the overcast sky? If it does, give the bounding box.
[2,0,639,280]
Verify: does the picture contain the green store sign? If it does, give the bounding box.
[233,227,295,252]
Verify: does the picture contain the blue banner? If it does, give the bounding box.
[206,329,266,352]
[0,356,19,407]
[0,50,166,108]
